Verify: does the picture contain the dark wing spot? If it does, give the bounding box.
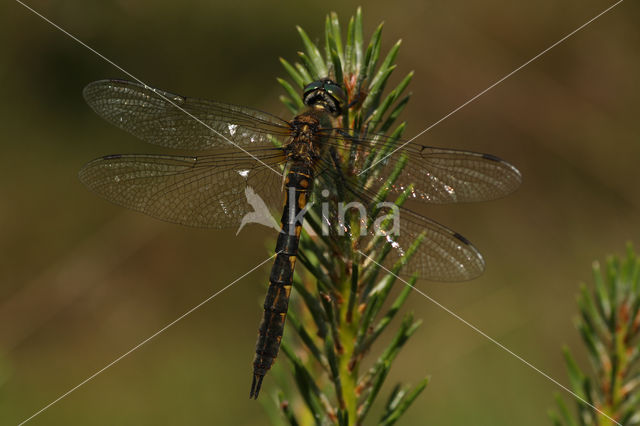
[482,153,502,162]
[453,232,472,245]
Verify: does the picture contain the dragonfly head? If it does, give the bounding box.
[302,78,346,116]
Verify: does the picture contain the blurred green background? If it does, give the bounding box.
[1,0,639,424]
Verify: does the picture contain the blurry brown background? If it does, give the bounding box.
[1,0,639,424]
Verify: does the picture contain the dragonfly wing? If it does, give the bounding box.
[79,151,285,229]
[314,166,484,281]
[370,207,485,281]
[83,80,292,151]
[385,145,522,203]
[327,131,521,204]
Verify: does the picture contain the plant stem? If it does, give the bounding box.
[338,275,359,422]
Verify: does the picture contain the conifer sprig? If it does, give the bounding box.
[550,244,640,426]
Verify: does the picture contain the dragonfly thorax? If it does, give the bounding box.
[285,113,325,164]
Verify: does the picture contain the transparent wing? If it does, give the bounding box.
[323,130,522,204]
[83,80,293,151]
[371,207,485,281]
[315,165,485,281]
[79,150,285,228]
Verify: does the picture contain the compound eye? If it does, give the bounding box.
[303,80,323,97]
[324,82,346,103]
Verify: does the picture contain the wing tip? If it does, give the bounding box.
[450,232,486,282]
[481,153,523,194]
[82,79,112,98]
[83,79,146,102]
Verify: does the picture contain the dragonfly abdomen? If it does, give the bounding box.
[250,164,313,399]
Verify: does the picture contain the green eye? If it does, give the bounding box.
[324,83,346,103]
[303,81,323,95]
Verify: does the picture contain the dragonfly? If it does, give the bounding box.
[80,78,521,399]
